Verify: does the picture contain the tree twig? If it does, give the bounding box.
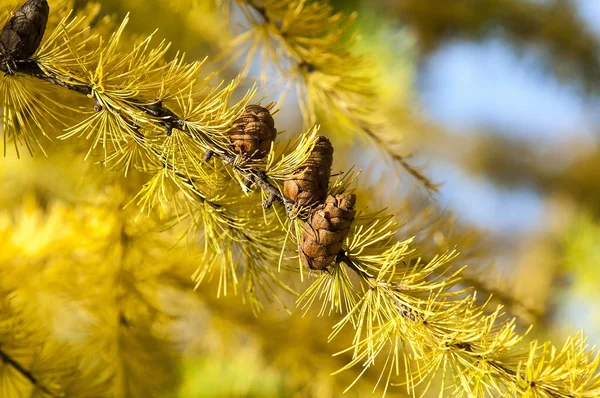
[0,347,56,396]
[14,60,295,215]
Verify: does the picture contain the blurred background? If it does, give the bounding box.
[3,0,600,396]
[337,0,600,342]
[383,0,600,343]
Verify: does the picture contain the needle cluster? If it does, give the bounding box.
[0,0,598,397]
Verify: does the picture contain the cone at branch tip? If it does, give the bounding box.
[300,194,356,270]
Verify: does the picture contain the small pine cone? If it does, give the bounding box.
[283,136,333,208]
[0,0,49,64]
[228,105,277,159]
[300,194,356,270]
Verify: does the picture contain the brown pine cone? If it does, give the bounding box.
[0,0,49,67]
[228,105,277,159]
[300,194,356,270]
[283,136,333,208]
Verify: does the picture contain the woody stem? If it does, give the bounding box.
[13,60,294,215]
[0,347,56,396]
[13,60,371,278]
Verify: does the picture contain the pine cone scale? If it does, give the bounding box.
[310,214,330,230]
[283,136,333,208]
[299,194,356,270]
[228,105,277,159]
[0,0,49,67]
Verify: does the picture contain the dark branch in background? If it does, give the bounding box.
[245,0,268,22]
[0,347,55,396]
[357,121,440,193]
[459,272,543,321]
[461,133,600,217]
[382,0,600,93]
